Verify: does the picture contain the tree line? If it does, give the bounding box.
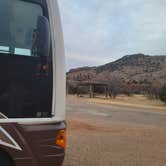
[67,78,166,104]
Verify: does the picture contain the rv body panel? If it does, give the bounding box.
[0,122,65,166]
[0,0,66,166]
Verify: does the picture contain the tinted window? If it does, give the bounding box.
[0,0,43,56]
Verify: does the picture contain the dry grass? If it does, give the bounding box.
[67,94,166,111]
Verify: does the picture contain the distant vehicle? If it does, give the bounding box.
[0,0,66,166]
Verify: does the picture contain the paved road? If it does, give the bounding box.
[67,99,166,128]
[64,97,166,166]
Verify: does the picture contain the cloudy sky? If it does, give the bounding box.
[58,0,166,70]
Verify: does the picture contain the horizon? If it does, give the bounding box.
[67,53,166,71]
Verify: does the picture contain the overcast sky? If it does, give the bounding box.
[58,0,166,70]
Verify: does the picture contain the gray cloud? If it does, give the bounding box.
[58,0,166,70]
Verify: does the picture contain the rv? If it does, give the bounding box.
[0,0,66,166]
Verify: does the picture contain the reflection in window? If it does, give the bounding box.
[0,46,9,53]
[15,48,31,56]
[0,0,43,56]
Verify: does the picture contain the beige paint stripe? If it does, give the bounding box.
[0,126,22,151]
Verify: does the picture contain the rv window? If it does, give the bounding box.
[0,0,43,56]
[0,0,52,119]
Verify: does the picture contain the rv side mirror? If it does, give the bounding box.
[36,16,51,57]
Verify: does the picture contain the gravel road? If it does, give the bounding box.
[63,97,166,166]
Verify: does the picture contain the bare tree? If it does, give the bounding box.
[107,74,127,98]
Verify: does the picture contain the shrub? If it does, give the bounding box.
[159,85,166,103]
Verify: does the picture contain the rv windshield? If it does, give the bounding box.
[0,0,53,119]
[0,0,43,56]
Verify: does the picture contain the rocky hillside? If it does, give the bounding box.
[67,54,166,87]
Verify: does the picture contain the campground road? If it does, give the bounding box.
[67,99,166,128]
[63,97,166,166]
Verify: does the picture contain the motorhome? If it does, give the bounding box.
[0,0,66,166]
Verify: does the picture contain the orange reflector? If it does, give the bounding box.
[56,130,66,149]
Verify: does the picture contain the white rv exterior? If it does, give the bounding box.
[47,0,66,121]
[0,0,66,124]
[0,1,66,165]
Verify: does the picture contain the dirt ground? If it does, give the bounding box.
[63,96,166,166]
